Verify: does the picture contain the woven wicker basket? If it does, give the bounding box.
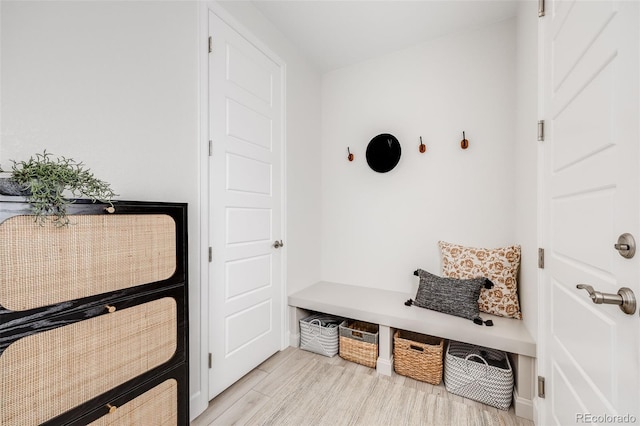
[339,320,379,368]
[299,314,343,357]
[393,330,444,385]
[444,341,514,410]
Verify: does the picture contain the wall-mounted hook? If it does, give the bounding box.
[460,131,469,150]
[347,147,354,162]
[419,136,426,153]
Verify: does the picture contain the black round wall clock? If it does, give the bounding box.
[366,133,401,173]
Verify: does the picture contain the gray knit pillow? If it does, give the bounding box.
[414,269,486,322]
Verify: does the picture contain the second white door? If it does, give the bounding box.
[539,0,639,424]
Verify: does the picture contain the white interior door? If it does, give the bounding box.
[208,10,284,399]
[540,1,639,424]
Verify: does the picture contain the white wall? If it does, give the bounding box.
[320,20,518,296]
[0,0,202,415]
[514,0,539,340]
[0,1,199,195]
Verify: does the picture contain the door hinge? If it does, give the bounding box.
[208,36,213,53]
[208,353,212,369]
[538,120,545,141]
[538,376,546,398]
[538,0,545,17]
[538,248,545,269]
[208,140,213,157]
[208,247,213,262]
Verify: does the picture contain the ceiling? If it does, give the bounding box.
[250,0,519,73]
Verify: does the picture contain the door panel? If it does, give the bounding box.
[541,1,639,423]
[225,255,272,300]
[552,1,615,91]
[550,363,590,425]
[226,43,273,106]
[551,281,615,394]
[552,58,614,171]
[226,154,272,195]
[227,99,273,148]
[552,190,614,271]
[226,208,272,244]
[226,300,272,355]
[208,11,283,399]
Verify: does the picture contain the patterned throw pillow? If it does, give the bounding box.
[413,269,487,322]
[439,241,522,320]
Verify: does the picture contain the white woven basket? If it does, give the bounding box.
[299,314,342,357]
[444,341,513,410]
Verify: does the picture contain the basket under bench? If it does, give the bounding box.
[288,281,536,421]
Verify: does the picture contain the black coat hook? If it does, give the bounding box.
[419,136,426,153]
[347,147,354,161]
[460,131,469,149]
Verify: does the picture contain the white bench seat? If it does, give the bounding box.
[288,281,536,420]
[288,281,535,357]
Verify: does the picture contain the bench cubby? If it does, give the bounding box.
[289,281,535,421]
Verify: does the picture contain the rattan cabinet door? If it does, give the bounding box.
[0,214,177,311]
[88,379,178,426]
[0,298,177,425]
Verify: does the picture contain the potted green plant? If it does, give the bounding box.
[0,151,117,226]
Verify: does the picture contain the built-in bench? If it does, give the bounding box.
[288,281,536,421]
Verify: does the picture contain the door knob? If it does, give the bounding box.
[272,240,284,249]
[576,284,636,315]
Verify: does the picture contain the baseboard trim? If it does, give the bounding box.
[513,388,534,421]
[376,356,393,376]
[189,390,208,422]
[289,331,300,348]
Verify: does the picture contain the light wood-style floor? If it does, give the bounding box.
[192,347,535,426]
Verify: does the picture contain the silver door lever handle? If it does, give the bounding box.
[576,284,612,304]
[576,284,636,315]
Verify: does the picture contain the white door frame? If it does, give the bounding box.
[195,0,288,418]
[535,8,546,425]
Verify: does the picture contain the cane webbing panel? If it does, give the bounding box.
[0,298,177,425]
[0,214,176,311]
[88,379,177,426]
